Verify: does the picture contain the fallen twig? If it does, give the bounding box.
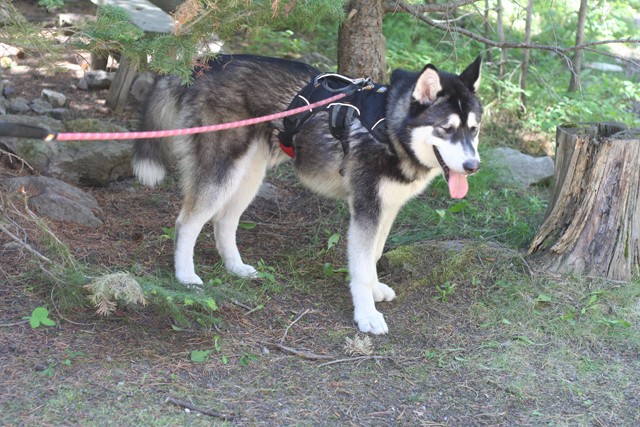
[0,319,29,327]
[0,147,35,173]
[0,222,52,264]
[318,355,396,367]
[280,308,310,343]
[165,396,235,421]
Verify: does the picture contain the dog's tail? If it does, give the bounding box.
[132,77,184,187]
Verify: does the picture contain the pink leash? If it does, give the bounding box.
[53,92,348,141]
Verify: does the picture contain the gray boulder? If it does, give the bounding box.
[484,147,554,188]
[77,70,114,91]
[2,176,103,227]
[7,97,30,113]
[41,89,67,108]
[0,115,134,186]
[29,98,53,115]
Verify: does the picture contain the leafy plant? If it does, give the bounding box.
[434,282,456,303]
[160,226,176,241]
[27,307,56,328]
[240,352,259,366]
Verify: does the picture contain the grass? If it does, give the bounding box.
[3,7,640,424]
[390,149,549,250]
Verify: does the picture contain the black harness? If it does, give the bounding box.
[278,73,388,157]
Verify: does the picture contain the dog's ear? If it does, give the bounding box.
[459,56,482,93]
[413,64,442,105]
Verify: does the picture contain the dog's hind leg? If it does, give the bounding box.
[213,141,269,278]
[174,200,216,285]
[174,141,269,284]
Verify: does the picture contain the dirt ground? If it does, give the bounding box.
[2,2,640,426]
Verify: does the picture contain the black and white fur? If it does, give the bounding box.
[132,55,483,334]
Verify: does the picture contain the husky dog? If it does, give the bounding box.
[132,55,482,334]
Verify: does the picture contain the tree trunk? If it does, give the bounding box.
[568,0,589,92]
[484,0,493,64]
[338,0,387,82]
[528,123,640,281]
[496,0,507,81]
[519,0,533,110]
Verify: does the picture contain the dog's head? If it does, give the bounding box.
[388,57,483,199]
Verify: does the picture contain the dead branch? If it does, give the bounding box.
[165,396,235,421]
[0,221,53,264]
[318,355,398,367]
[386,0,480,14]
[0,147,35,174]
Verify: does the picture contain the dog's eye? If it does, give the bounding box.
[470,126,479,135]
[439,126,455,134]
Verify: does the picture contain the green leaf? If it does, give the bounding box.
[40,318,57,326]
[190,349,212,363]
[32,307,49,319]
[535,294,552,303]
[29,317,40,329]
[238,221,257,230]
[221,355,229,365]
[323,263,334,277]
[327,233,341,250]
[516,336,534,345]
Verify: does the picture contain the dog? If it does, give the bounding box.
[132,54,482,334]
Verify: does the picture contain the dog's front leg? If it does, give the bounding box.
[348,217,393,334]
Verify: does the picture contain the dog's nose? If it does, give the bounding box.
[463,160,480,174]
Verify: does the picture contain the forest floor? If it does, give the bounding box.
[2,1,640,426]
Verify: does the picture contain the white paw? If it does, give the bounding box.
[372,282,396,302]
[176,271,204,286]
[227,263,258,279]
[354,308,389,335]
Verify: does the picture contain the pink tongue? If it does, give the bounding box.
[448,171,469,199]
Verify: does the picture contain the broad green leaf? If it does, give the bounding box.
[327,233,341,250]
[190,349,212,363]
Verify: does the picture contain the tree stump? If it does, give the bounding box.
[528,123,640,281]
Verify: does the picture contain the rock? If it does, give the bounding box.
[7,97,30,113]
[0,115,134,186]
[1,176,103,227]
[29,98,53,115]
[130,72,155,103]
[2,82,15,98]
[57,13,96,29]
[484,147,554,188]
[0,98,6,115]
[257,182,279,202]
[49,108,70,120]
[41,89,67,108]
[77,70,114,91]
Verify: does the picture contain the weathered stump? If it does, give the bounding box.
[528,123,640,281]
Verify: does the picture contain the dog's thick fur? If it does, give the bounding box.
[133,54,483,334]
